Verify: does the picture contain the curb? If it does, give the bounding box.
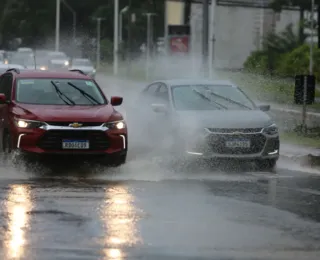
[280,153,320,168]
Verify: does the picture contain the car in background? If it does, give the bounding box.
[70,58,96,78]
[0,53,4,64]
[9,52,33,67]
[34,49,51,57]
[25,56,50,70]
[3,51,14,64]
[17,47,33,54]
[132,79,279,171]
[0,64,26,74]
[0,69,127,166]
[47,51,70,70]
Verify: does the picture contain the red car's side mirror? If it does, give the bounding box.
[0,93,6,103]
[110,96,123,106]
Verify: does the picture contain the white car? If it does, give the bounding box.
[70,58,96,78]
[47,51,70,69]
[17,47,33,54]
[0,63,25,74]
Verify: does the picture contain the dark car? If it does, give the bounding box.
[131,79,279,171]
[0,69,127,165]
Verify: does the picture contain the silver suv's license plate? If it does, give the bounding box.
[225,140,250,148]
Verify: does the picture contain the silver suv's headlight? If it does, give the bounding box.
[262,123,278,135]
[14,118,47,129]
[103,120,126,130]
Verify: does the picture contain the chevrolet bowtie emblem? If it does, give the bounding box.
[69,122,82,128]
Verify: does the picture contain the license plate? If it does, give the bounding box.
[62,140,89,149]
[225,140,250,148]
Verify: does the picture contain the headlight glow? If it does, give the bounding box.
[64,61,69,66]
[39,66,47,70]
[15,119,46,129]
[103,120,125,130]
[92,69,96,73]
[262,124,278,135]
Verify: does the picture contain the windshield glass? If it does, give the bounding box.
[172,84,256,111]
[16,78,106,105]
[72,60,92,66]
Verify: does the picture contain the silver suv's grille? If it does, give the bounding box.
[206,128,262,134]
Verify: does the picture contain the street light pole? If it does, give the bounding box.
[164,0,169,55]
[92,17,105,70]
[114,0,119,75]
[62,0,76,43]
[302,0,315,133]
[310,0,314,75]
[119,6,129,43]
[208,0,216,78]
[55,0,61,51]
[143,13,156,80]
[202,0,209,77]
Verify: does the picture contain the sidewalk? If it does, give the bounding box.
[269,103,320,118]
[280,143,320,168]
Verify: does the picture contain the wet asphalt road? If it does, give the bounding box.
[0,75,320,259]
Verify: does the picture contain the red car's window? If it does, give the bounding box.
[15,78,106,105]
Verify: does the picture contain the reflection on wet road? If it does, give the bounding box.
[0,156,320,260]
[3,185,32,259]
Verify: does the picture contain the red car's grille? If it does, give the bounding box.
[37,130,109,150]
[46,122,103,127]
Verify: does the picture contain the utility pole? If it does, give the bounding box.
[93,17,105,70]
[202,0,209,77]
[143,13,156,80]
[208,0,216,78]
[55,0,60,51]
[114,0,119,75]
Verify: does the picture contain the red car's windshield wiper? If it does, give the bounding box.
[67,82,102,105]
[51,81,75,105]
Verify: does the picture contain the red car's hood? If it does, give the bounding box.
[13,104,114,122]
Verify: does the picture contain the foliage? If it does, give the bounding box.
[263,24,306,53]
[244,24,306,74]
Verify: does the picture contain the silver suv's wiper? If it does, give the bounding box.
[192,88,228,110]
[202,86,252,110]
[51,81,75,105]
[67,82,101,105]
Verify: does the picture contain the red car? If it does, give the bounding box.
[0,68,127,165]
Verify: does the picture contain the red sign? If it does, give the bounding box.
[169,36,189,53]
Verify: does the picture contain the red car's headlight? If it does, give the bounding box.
[14,118,47,129]
[103,120,126,130]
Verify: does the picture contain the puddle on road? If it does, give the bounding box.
[0,149,319,185]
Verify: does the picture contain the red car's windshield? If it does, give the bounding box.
[15,78,106,105]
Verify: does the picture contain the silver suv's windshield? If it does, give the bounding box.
[16,78,106,105]
[172,84,256,111]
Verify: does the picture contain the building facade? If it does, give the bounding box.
[166,0,300,69]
